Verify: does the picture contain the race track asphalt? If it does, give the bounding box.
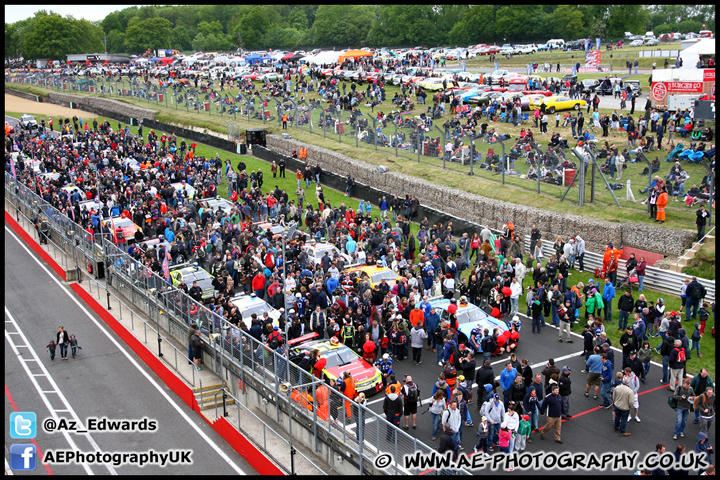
[4,226,255,475]
[360,301,713,474]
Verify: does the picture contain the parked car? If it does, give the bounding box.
[578,78,600,95]
[629,39,644,47]
[528,95,587,113]
[170,263,216,303]
[302,242,352,267]
[624,80,643,95]
[229,292,281,330]
[486,69,511,85]
[644,38,659,46]
[288,335,384,395]
[344,264,402,289]
[102,216,143,245]
[513,44,537,55]
[427,298,509,352]
[536,43,550,51]
[561,74,578,86]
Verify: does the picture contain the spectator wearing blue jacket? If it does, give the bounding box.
[600,354,614,408]
[500,361,519,408]
[539,384,566,443]
[602,278,615,323]
[164,226,175,243]
[633,313,647,343]
[425,307,441,351]
[584,348,604,399]
[326,276,339,295]
[442,336,457,364]
[379,196,389,219]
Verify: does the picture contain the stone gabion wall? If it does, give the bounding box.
[47,92,158,122]
[265,135,695,256]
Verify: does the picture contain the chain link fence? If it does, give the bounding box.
[6,72,603,205]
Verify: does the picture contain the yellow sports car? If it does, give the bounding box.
[344,264,402,289]
[418,77,447,91]
[528,95,587,114]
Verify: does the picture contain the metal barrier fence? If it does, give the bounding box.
[6,71,634,205]
[522,235,715,302]
[5,169,471,474]
[73,264,204,393]
[213,386,327,476]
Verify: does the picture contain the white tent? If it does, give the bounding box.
[679,38,715,68]
[305,50,342,65]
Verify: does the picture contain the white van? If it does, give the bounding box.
[546,39,565,50]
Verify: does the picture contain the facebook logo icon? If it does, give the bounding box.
[10,412,37,439]
[10,444,37,471]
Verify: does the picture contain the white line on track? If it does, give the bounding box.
[6,308,107,475]
[5,226,248,475]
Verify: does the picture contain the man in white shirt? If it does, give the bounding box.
[510,277,523,316]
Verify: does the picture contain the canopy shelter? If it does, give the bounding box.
[305,50,342,65]
[281,52,295,60]
[245,54,262,65]
[338,49,373,64]
[679,38,715,68]
[286,53,305,62]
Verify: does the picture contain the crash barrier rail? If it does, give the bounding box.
[212,386,327,476]
[73,263,203,394]
[212,318,468,476]
[4,171,467,475]
[522,235,715,302]
[7,72,605,202]
[4,181,70,272]
[4,174,103,271]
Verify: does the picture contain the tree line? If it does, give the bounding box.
[5,5,715,61]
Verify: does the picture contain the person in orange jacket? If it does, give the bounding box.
[655,185,668,223]
[602,244,624,273]
[409,305,424,328]
[339,371,356,420]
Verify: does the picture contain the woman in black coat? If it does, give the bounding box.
[57,326,70,360]
[509,374,527,415]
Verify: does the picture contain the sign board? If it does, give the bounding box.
[694,100,715,121]
[584,50,601,67]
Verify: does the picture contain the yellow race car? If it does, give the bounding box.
[288,334,384,395]
[528,95,587,114]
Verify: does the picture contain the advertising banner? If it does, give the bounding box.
[585,50,602,67]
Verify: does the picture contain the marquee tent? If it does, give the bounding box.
[338,49,373,64]
[305,50,342,65]
[245,54,262,65]
[679,38,715,68]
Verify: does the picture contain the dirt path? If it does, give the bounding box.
[5,94,96,118]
